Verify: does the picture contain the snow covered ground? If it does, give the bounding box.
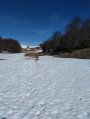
[21,44,37,49]
[0,53,90,119]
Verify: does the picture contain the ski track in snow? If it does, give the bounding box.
[0,53,90,119]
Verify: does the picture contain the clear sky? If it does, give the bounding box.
[0,0,90,46]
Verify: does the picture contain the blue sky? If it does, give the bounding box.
[0,0,90,46]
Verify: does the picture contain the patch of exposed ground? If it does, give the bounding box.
[54,48,90,59]
[24,52,45,61]
[0,59,6,60]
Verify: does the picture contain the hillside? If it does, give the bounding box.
[54,48,90,59]
[21,44,37,49]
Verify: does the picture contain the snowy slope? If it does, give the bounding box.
[21,44,37,49]
[21,44,28,48]
[0,53,90,119]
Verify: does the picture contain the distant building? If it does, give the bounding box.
[27,46,29,49]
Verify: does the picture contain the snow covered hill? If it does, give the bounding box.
[21,44,28,49]
[21,44,37,49]
[0,53,90,119]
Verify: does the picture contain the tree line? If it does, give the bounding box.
[0,37,21,53]
[40,16,90,53]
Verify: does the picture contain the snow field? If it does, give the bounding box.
[0,53,90,119]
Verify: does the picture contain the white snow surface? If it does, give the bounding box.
[21,44,37,49]
[21,44,28,48]
[0,53,90,119]
[35,50,42,53]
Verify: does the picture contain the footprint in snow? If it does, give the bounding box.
[39,101,45,107]
[28,83,32,86]
[77,112,90,119]
[36,111,41,116]
[64,103,73,110]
